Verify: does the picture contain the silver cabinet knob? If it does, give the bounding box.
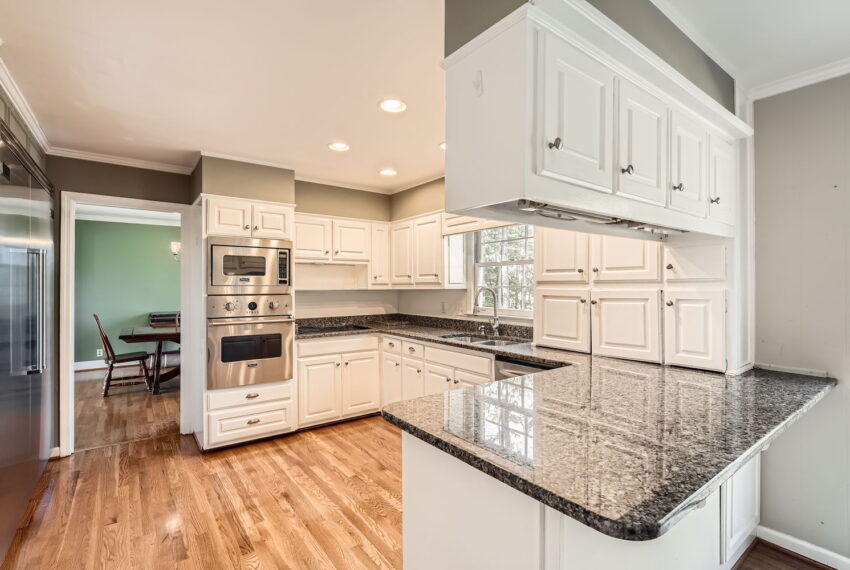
[373,275,378,279]
[408,347,416,353]
[590,300,597,305]
[673,183,684,191]
[621,164,635,175]
[395,362,400,367]
[592,267,599,272]
[335,362,340,367]
[325,250,330,254]
[335,250,339,254]
[453,379,459,384]
[666,264,674,270]
[247,418,260,425]
[445,377,451,382]
[417,369,421,373]
[244,224,250,230]
[548,137,563,150]
[666,301,674,307]
[580,299,587,304]
[254,225,259,231]
[577,268,584,273]
[345,361,349,366]
[710,196,721,204]
[388,342,395,348]
[245,393,259,399]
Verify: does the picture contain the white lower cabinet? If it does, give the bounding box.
[298,354,342,427]
[382,353,403,405]
[590,289,661,362]
[424,362,455,395]
[534,287,591,352]
[590,234,661,282]
[720,455,761,565]
[663,288,726,372]
[340,350,381,417]
[402,359,425,399]
[204,381,296,448]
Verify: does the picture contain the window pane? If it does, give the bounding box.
[480,228,504,243]
[473,224,534,314]
[501,264,523,288]
[480,242,502,263]
[502,239,526,261]
[505,225,526,240]
[479,266,499,288]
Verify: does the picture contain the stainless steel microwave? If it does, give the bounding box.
[208,236,291,295]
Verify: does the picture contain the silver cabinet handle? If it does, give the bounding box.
[245,393,259,399]
[253,225,259,231]
[246,363,258,368]
[666,301,674,307]
[592,267,599,272]
[335,250,340,254]
[577,268,584,273]
[673,183,684,191]
[408,347,416,353]
[453,379,459,385]
[548,137,562,150]
[417,369,421,373]
[336,362,340,367]
[345,361,349,366]
[710,196,721,204]
[395,362,400,367]
[590,300,597,305]
[243,224,250,230]
[388,342,395,347]
[621,164,635,175]
[666,264,674,270]
[325,250,329,254]
[580,299,587,304]
[373,275,378,279]
[445,377,451,382]
[247,419,260,425]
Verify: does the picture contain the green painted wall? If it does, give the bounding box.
[74,220,181,362]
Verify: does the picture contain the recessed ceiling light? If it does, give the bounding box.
[328,142,350,152]
[439,142,446,150]
[379,99,407,113]
[379,168,397,177]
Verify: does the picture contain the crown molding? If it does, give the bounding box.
[47,146,194,175]
[0,56,49,149]
[199,150,297,172]
[394,174,445,194]
[293,174,396,195]
[748,55,850,101]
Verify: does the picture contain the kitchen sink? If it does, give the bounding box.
[472,339,523,346]
[440,334,490,343]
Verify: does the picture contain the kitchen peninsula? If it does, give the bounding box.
[384,362,835,570]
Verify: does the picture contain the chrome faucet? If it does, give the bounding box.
[474,286,500,337]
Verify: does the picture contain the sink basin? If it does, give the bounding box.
[472,339,523,347]
[440,334,490,343]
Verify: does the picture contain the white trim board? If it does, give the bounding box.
[757,526,850,570]
[74,354,177,372]
[48,146,193,175]
[0,56,49,149]
[748,55,850,101]
[75,203,181,226]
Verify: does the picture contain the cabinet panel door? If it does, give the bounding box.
[708,134,737,225]
[424,362,455,396]
[293,215,332,261]
[534,227,589,283]
[664,243,726,282]
[382,353,403,405]
[540,34,615,193]
[454,369,490,388]
[412,214,443,284]
[370,223,391,286]
[207,198,252,237]
[721,455,760,564]
[444,234,467,289]
[534,287,590,352]
[341,350,381,417]
[590,289,660,362]
[663,289,725,371]
[669,111,708,217]
[298,355,341,426]
[333,219,371,261]
[401,358,424,400]
[443,214,482,235]
[252,203,293,239]
[617,80,668,205]
[590,235,660,282]
[391,221,413,285]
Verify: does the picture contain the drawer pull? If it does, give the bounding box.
[388,342,395,348]
[394,362,400,367]
[621,164,635,175]
[445,377,451,382]
[408,346,416,353]
[247,419,261,425]
[453,379,459,384]
[245,393,260,399]
[246,363,258,368]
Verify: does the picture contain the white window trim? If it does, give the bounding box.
[467,226,534,318]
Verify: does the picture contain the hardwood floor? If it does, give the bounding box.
[3,416,402,569]
[734,539,834,570]
[74,368,180,451]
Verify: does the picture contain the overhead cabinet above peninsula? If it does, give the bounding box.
[442,1,753,239]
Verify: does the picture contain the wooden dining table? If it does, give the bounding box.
[119,326,180,395]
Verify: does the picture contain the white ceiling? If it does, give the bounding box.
[650,0,850,92]
[0,0,445,193]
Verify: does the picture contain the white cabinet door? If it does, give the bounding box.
[454,369,490,388]
[391,221,414,285]
[708,133,737,225]
[540,33,615,193]
[341,350,381,417]
[444,234,467,289]
[534,287,591,352]
[207,198,252,237]
[721,455,760,564]
[332,219,371,261]
[663,289,725,371]
[298,354,341,426]
[382,353,403,405]
[534,227,588,283]
[443,213,482,235]
[424,362,455,396]
[590,235,660,282]
[370,223,391,287]
[590,289,661,362]
[401,358,424,399]
[251,203,293,239]
[293,215,333,261]
[412,214,443,285]
[663,243,726,282]
[617,80,668,205]
[669,111,708,217]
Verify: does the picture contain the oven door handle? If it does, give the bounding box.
[208,318,295,326]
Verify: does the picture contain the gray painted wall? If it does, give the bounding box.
[390,178,445,220]
[754,75,850,557]
[190,155,295,203]
[295,181,391,221]
[444,0,735,111]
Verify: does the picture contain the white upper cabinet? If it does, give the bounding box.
[669,111,709,217]
[206,198,252,237]
[293,214,332,261]
[663,288,725,371]
[590,235,660,282]
[370,223,391,287]
[412,214,443,284]
[391,221,414,285]
[534,227,588,283]
[534,287,591,352]
[443,214,483,235]
[539,33,614,193]
[708,134,738,225]
[444,234,467,289]
[590,289,661,362]
[251,203,293,239]
[617,80,669,205]
[332,219,371,261]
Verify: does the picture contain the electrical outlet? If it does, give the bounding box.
[441,302,448,314]
[96,349,103,358]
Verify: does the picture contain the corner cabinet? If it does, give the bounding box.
[443,3,751,239]
[206,197,293,240]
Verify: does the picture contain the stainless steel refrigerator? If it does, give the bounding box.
[0,120,54,559]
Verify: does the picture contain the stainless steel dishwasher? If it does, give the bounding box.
[494,356,559,380]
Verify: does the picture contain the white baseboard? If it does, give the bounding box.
[49,446,60,459]
[74,354,177,372]
[757,525,850,569]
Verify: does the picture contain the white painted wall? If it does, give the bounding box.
[294,290,399,318]
[754,74,850,558]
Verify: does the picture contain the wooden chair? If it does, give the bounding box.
[93,314,152,397]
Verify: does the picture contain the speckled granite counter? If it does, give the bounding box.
[383,360,834,540]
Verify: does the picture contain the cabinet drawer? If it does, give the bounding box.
[455,369,492,387]
[402,341,424,359]
[207,381,293,411]
[297,335,379,357]
[382,336,403,355]
[425,346,492,377]
[207,401,294,447]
